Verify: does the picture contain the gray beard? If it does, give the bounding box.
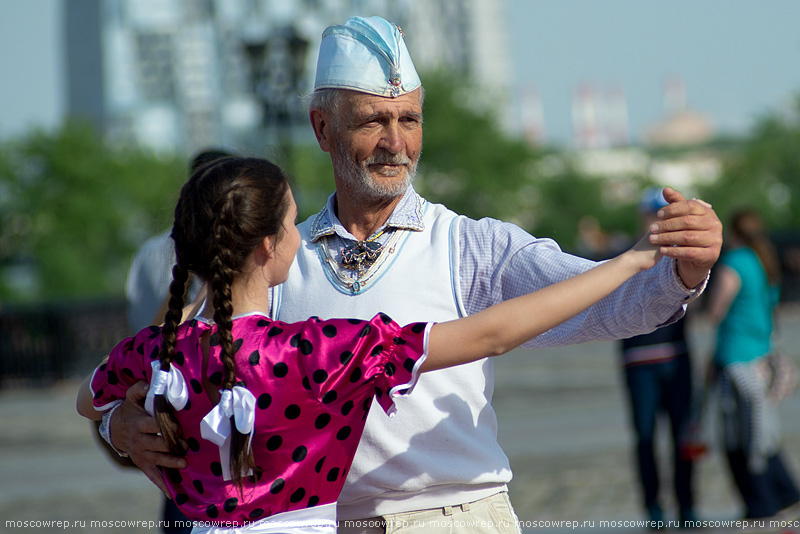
[332,139,419,203]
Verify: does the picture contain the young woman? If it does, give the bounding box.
[78,157,661,533]
[707,209,800,519]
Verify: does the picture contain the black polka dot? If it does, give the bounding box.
[270,478,285,494]
[285,404,301,419]
[150,346,160,360]
[268,326,283,337]
[362,398,372,411]
[314,457,326,473]
[224,497,238,513]
[370,345,384,357]
[249,350,260,365]
[147,325,160,337]
[326,467,340,482]
[174,351,185,366]
[359,324,372,337]
[266,435,282,451]
[341,400,354,416]
[290,488,306,503]
[187,437,200,452]
[312,370,328,383]
[257,319,269,327]
[206,504,218,518]
[248,469,263,483]
[411,323,426,334]
[232,338,243,354]
[167,468,182,484]
[375,387,383,399]
[175,493,188,505]
[122,368,135,380]
[403,358,416,373]
[314,413,331,429]
[340,351,353,365]
[210,462,222,477]
[308,495,320,507]
[349,367,362,383]
[209,372,222,386]
[273,362,288,378]
[257,393,272,410]
[385,362,396,376]
[136,344,144,355]
[249,508,264,519]
[347,319,361,325]
[378,313,392,324]
[93,388,104,400]
[184,399,192,411]
[290,334,301,347]
[193,479,204,494]
[336,426,352,441]
[299,339,314,356]
[190,379,203,394]
[321,391,337,404]
[98,362,107,372]
[292,446,308,462]
[393,336,407,345]
[107,371,119,385]
[322,325,337,338]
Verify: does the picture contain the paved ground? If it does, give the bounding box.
[2,307,800,533]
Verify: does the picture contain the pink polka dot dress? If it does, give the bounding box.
[91,312,429,525]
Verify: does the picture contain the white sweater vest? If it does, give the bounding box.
[271,201,511,518]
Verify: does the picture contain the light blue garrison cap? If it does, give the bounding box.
[314,16,421,98]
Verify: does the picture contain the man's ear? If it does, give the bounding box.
[310,109,333,153]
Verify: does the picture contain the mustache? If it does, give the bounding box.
[364,152,412,166]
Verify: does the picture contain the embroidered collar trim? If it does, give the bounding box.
[308,187,425,242]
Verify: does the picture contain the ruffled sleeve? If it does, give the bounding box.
[293,313,431,417]
[90,325,162,411]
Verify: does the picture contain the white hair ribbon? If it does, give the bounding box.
[200,386,256,480]
[145,360,189,416]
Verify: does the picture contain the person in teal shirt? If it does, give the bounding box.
[713,246,777,367]
[708,209,799,519]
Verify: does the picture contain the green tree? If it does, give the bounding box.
[0,121,185,302]
[414,71,541,226]
[697,95,800,229]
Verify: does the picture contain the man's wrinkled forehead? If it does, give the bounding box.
[340,88,423,125]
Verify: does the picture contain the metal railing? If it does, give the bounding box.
[0,299,130,387]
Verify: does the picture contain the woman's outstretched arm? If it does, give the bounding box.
[423,236,661,372]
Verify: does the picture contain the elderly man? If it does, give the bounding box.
[101,16,721,534]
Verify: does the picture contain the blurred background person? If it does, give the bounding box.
[619,188,697,526]
[126,148,231,332]
[707,208,800,519]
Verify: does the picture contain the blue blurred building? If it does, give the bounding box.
[64,0,512,155]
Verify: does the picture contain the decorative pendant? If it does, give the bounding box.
[341,240,383,272]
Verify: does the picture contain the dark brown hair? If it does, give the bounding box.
[730,209,781,286]
[154,157,290,489]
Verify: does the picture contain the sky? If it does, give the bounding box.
[2,0,800,145]
[0,0,62,138]
[505,0,800,144]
